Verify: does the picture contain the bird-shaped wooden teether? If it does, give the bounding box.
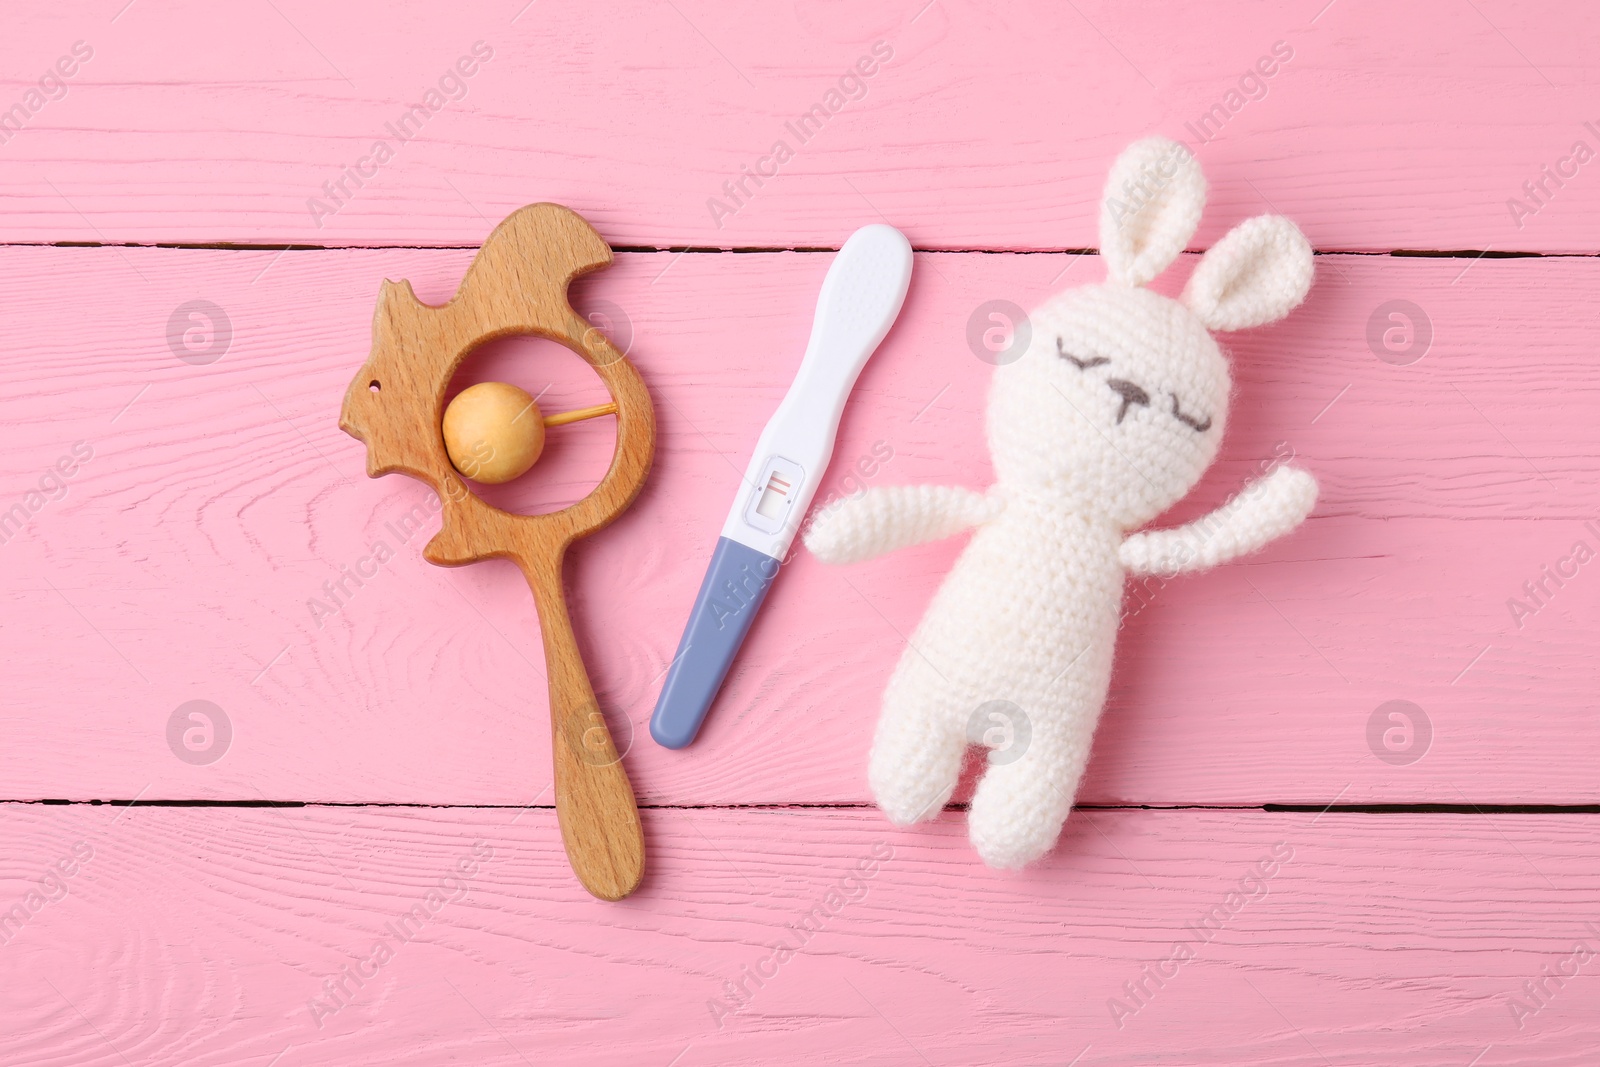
[338,203,652,901]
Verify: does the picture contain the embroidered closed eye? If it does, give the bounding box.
[1169,395,1213,433]
[1056,337,1109,371]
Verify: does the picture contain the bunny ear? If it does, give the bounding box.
[1181,215,1313,331]
[1099,137,1206,287]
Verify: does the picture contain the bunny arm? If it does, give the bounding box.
[1119,465,1317,577]
[804,485,1001,565]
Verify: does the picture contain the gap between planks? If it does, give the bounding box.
[3,799,1599,814]
[2,240,1596,258]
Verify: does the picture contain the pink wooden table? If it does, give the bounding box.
[3,1,1598,1062]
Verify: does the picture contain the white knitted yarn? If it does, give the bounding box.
[804,485,1003,565]
[805,137,1318,869]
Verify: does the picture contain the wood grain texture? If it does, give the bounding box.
[338,202,651,900]
[1,247,1597,805]
[1,1,1598,251]
[0,803,1595,1065]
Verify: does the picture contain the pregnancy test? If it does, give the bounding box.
[650,224,914,749]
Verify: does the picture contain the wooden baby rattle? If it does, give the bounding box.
[338,203,652,901]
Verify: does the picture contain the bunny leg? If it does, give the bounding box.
[967,708,1095,869]
[868,653,968,826]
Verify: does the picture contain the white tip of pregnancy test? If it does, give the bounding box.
[806,224,914,367]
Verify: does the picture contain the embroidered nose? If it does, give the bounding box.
[1106,378,1150,424]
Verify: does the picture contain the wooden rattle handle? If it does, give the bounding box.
[520,549,644,901]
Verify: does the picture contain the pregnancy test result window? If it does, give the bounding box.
[755,472,791,519]
[744,456,805,535]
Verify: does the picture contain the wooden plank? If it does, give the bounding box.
[1,1,1598,250]
[3,248,1598,804]
[0,803,1594,1065]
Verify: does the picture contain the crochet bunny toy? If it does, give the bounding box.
[804,137,1318,869]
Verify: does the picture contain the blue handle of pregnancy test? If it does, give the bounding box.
[649,537,781,749]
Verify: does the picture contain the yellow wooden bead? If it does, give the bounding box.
[442,382,546,484]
